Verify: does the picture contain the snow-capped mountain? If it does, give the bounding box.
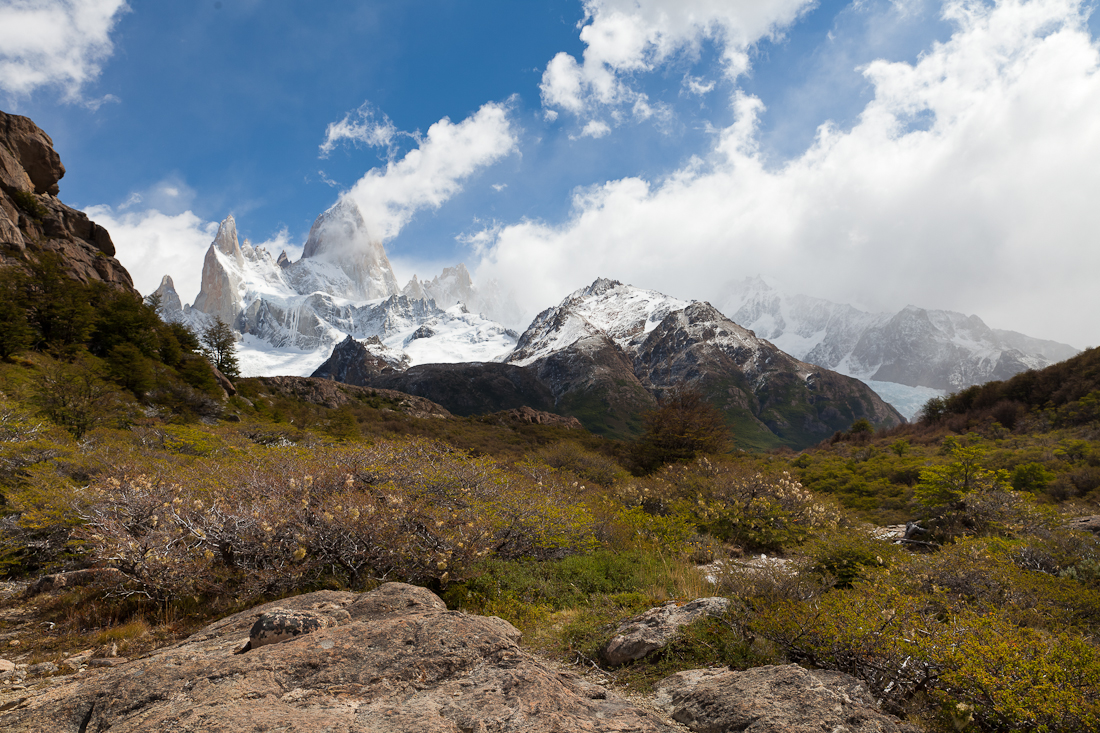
[156,205,517,377]
[718,276,1079,418]
[340,278,903,447]
[509,278,689,366]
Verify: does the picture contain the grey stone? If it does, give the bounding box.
[655,664,922,733]
[602,597,731,666]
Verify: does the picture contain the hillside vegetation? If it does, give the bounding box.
[2,261,1100,732]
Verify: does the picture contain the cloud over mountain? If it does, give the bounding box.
[482,0,1100,347]
[341,101,518,245]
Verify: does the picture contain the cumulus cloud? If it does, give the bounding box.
[84,206,217,302]
[540,0,814,120]
[0,0,129,101]
[479,0,1100,346]
[341,101,518,244]
[577,119,612,138]
[87,203,299,303]
[319,103,399,157]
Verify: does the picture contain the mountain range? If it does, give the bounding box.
[717,276,1078,417]
[153,199,1078,442]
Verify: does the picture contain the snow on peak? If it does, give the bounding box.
[508,278,690,366]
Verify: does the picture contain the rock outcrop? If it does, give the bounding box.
[252,375,452,418]
[601,598,731,666]
[312,334,410,384]
[0,583,677,732]
[0,110,134,293]
[482,405,584,429]
[655,664,921,733]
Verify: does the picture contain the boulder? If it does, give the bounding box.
[25,568,128,597]
[243,607,347,651]
[602,597,731,666]
[0,582,677,732]
[1066,515,1100,534]
[655,664,921,733]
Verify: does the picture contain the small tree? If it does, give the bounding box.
[631,386,730,474]
[200,317,240,380]
[32,354,117,439]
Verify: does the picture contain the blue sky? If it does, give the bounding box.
[2,0,1099,347]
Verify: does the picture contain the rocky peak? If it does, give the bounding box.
[402,273,426,300]
[191,215,246,325]
[152,274,184,313]
[212,214,244,267]
[312,334,410,384]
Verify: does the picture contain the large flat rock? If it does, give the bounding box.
[0,583,676,732]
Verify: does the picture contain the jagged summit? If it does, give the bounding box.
[509,278,688,366]
[164,211,517,378]
[298,198,399,300]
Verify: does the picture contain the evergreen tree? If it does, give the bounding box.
[200,317,240,379]
[0,267,32,359]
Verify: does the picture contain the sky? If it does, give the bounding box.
[1,0,1098,348]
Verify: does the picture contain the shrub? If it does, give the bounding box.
[75,439,599,605]
[537,441,628,487]
[31,354,120,439]
[622,459,839,553]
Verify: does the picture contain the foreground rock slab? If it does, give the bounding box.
[655,664,921,733]
[0,583,676,732]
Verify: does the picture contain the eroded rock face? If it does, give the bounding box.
[0,110,134,293]
[0,583,676,732]
[0,111,63,195]
[601,597,731,666]
[655,665,921,733]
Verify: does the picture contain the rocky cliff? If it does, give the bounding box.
[0,110,134,293]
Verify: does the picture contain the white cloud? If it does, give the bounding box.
[319,103,399,157]
[0,0,129,101]
[342,101,518,244]
[577,119,612,138]
[479,0,1100,347]
[540,0,815,120]
[85,206,217,303]
[683,74,716,96]
[87,204,299,304]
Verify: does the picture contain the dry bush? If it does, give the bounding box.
[75,438,599,605]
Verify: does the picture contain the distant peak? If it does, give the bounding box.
[159,274,175,288]
[579,277,623,298]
